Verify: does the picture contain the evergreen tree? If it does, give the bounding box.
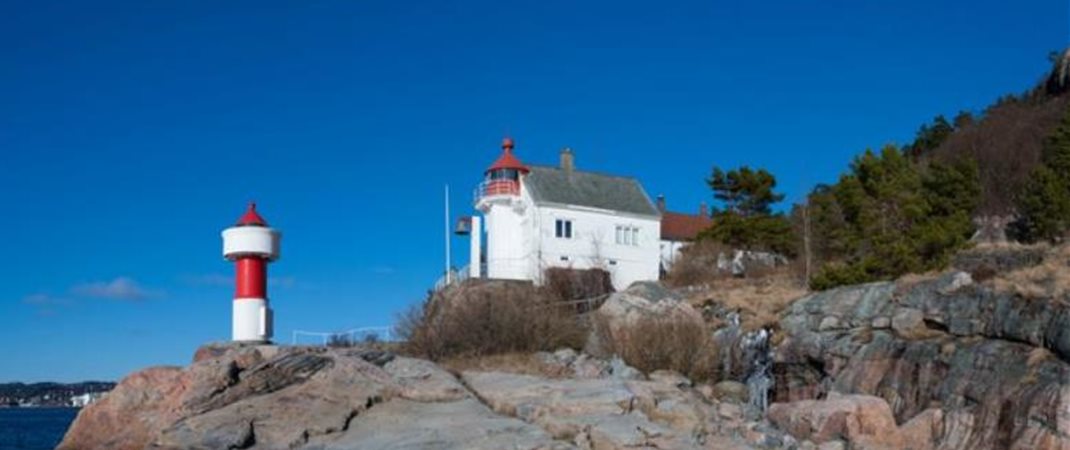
[1014,106,1070,242]
[807,146,980,290]
[707,166,784,217]
[701,166,795,255]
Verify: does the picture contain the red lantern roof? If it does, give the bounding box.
[236,202,268,227]
[485,137,530,174]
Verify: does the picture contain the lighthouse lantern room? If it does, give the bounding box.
[474,138,532,281]
[222,203,281,343]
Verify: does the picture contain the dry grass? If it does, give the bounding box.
[985,244,1070,300]
[396,281,588,361]
[684,274,808,332]
[594,315,719,382]
[663,240,733,288]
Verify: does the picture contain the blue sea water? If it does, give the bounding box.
[0,408,78,450]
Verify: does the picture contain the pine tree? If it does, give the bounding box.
[1014,107,1070,242]
[702,166,794,255]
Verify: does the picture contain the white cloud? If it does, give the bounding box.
[21,293,71,306]
[70,277,159,301]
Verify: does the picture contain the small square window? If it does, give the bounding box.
[555,219,572,239]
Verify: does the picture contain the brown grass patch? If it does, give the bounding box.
[594,315,719,382]
[396,281,587,361]
[985,244,1070,300]
[683,274,808,332]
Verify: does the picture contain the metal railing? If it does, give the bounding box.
[474,179,519,202]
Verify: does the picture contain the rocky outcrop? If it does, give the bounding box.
[60,343,788,449]
[774,272,1070,450]
[60,344,565,450]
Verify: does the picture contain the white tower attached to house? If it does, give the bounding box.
[222,203,281,342]
[474,137,532,281]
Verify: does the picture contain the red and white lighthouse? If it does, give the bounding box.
[222,203,281,342]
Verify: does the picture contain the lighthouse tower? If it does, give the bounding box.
[221,203,281,343]
[474,137,532,280]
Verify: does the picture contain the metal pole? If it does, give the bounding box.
[445,184,452,284]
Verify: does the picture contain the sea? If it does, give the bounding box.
[0,408,78,450]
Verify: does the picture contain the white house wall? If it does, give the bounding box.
[659,239,688,273]
[530,204,660,290]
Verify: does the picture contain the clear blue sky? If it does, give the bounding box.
[1,0,1065,382]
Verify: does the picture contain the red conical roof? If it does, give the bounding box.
[236,202,268,226]
[485,137,529,174]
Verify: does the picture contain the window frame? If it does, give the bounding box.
[555,218,573,239]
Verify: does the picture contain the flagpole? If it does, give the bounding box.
[445,184,451,284]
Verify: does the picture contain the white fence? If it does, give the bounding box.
[291,326,396,345]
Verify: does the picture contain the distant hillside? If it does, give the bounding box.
[922,49,1070,215]
[0,381,115,407]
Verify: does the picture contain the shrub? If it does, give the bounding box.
[396,281,587,361]
[594,315,719,382]
[543,267,614,302]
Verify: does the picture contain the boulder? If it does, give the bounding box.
[595,281,704,331]
[767,394,908,449]
[710,381,749,404]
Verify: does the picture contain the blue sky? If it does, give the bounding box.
[0,0,1065,382]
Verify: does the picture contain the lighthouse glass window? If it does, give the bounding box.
[555,219,573,239]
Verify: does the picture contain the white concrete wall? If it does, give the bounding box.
[483,186,534,281]
[659,239,688,273]
[530,204,660,291]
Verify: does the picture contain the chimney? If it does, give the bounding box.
[656,195,666,213]
[560,147,574,172]
[699,201,709,217]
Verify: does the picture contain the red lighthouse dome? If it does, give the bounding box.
[236,202,268,227]
[485,137,529,174]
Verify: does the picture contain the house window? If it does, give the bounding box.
[615,225,640,246]
[555,219,572,239]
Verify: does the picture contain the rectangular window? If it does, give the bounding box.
[615,225,640,246]
[555,219,572,239]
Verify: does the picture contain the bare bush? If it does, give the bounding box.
[664,240,732,287]
[396,281,587,361]
[931,94,1070,215]
[595,315,719,382]
[543,267,614,301]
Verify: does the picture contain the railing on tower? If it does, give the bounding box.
[474,179,520,202]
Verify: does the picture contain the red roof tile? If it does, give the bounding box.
[661,211,712,241]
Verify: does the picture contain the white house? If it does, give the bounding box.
[467,138,661,291]
[656,196,713,273]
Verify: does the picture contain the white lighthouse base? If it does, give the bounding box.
[233,298,272,342]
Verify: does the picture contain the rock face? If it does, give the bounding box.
[775,272,1070,450]
[59,344,781,449]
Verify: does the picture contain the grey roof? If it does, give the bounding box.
[523,165,660,217]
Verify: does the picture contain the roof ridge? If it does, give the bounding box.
[527,164,641,181]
